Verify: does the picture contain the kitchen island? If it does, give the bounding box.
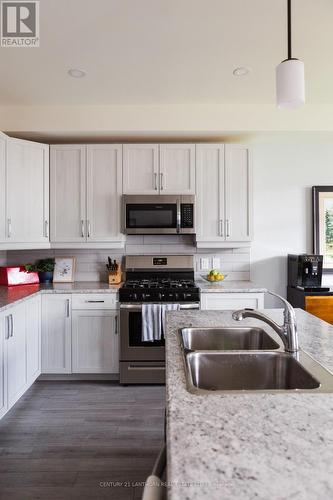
[165,309,333,500]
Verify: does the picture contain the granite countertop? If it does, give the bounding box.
[165,309,333,500]
[0,282,121,312]
[196,279,266,293]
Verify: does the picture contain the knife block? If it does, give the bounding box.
[108,267,122,285]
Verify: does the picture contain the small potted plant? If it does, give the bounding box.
[25,258,55,284]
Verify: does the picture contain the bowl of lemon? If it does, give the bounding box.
[201,269,227,282]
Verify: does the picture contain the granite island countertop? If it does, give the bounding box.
[0,282,121,312]
[165,308,333,500]
[195,279,266,293]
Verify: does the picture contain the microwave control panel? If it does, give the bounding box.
[181,204,194,228]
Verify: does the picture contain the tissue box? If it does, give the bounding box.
[0,267,39,286]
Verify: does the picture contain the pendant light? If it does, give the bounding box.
[276,0,305,109]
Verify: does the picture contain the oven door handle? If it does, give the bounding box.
[120,303,200,311]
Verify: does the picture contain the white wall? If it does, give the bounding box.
[3,103,333,137]
[250,133,333,306]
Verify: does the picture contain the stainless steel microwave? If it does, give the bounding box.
[123,195,195,235]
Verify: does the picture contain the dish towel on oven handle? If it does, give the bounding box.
[142,303,162,342]
[141,303,180,342]
[161,303,180,337]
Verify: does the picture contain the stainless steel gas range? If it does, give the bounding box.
[119,255,200,384]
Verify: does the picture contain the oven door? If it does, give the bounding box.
[120,304,165,361]
[120,303,199,361]
[124,198,179,234]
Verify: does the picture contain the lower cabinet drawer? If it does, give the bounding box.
[120,362,165,384]
[200,292,265,311]
[72,294,118,310]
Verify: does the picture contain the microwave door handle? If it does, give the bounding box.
[176,200,181,234]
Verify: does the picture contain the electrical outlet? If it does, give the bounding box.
[212,257,220,269]
[200,258,209,270]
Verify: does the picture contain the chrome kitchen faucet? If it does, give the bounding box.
[232,291,299,353]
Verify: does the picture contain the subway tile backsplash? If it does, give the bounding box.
[4,236,251,282]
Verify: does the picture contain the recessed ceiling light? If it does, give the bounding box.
[68,68,86,78]
[233,67,251,77]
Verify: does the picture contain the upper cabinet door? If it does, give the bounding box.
[123,144,159,194]
[50,145,86,243]
[196,144,225,241]
[224,145,252,242]
[86,145,123,242]
[6,138,49,243]
[0,133,6,243]
[159,144,195,194]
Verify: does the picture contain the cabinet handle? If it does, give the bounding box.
[10,314,13,337]
[154,172,158,191]
[219,219,224,237]
[66,299,70,318]
[87,220,91,238]
[85,300,105,303]
[81,220,85,238]
[5,316,10,340]
[226,219,231,238]
[115,315,118,335]
[160,172,164,190]
[44,220,49,238]
[7,218,11,238]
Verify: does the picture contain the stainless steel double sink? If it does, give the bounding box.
[179,327,333,394]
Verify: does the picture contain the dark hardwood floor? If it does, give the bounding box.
[0,381,165,500]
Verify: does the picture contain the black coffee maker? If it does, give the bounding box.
[288,254,327,292]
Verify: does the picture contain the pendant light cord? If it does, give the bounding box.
[287,0,292,59]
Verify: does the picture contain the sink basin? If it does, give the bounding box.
[184,351,333,393]
[180,327,280,351]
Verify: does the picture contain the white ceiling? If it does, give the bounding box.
[0,0,332,107]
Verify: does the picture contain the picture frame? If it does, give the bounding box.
[313,186,333,273]
[53,257,76,283]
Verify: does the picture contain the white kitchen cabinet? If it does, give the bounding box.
[196,144,225,243]
[5,302,27,407]
[123,143,195,195]
[224,145,252,242]
[41,295,72,374]
[159,144,195,194]
[26,295,41,384]
[86,145,123,243]
[0,312,6,418]
[50,145,124,247]
[0,133,6,243]
[5,137,49,247]
[0,296,41,418]
[50,145,86,244]
[123,144,159,194]
[200,293,264,311]
[72,310,119,373]
[196,144,252,247]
